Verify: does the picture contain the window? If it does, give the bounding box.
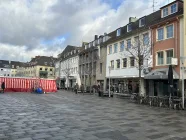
[116,59,120,68]
[110,60,114,68]
[157,28,164,41]
[127,39,131,48]
[116,28,121,36]
[1,69,3,71]
[7,74,9,76]
[143,33,149,45]
[12,65,14,68]
[139,17,145,27]
[40,68,42,71]
[100,63,102,74]
[50,68,53,71]
[109,45,112,54]
[171,3,177,14]
[130,57,135,67]
[45,68,48,71]
[120,41,124,52]
[127,24,132,32]
[166,49,173,64]
[157,51,164,65]
[163,7,168,17]
[123,58,127,68]
[114,43,118,53]
[166,25,173,38]
[134,36,139,46]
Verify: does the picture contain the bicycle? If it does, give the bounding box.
[130,93,138,102]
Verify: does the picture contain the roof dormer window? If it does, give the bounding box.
[171,3,177,14]
[116,28,121,36]
[127,24,132,32]
[93,41,95,46]
[139,17,145,27]
[163,7,168,17]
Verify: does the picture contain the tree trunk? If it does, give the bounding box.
[89,76,91,94]
[66,76,69,90]
[139,67,141,96]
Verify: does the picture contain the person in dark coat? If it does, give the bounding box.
[74,83,78,94]
[1,82,5,93]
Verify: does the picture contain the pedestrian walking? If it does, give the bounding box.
[1,82,5,93]
[74,83,78,94]
[81,84,84,95]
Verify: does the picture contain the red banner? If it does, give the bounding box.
[0,77,57,93]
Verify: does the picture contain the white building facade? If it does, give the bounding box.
[60,55,80,89]
[0,60,11,77]
[56,45,81,89]
[106,20,152,95]
[0,68,11,77]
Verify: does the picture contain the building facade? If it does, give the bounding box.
[105,14,156,95]
[96,35,109,92]
[0,60,11,77]
[145,0,183,96]
[56,45,81,89]
[79,34,110,92]
[10,61,24,77]
[21,56,56,79]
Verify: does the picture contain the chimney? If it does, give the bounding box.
[95,35,98,40]
[129,17,138,23]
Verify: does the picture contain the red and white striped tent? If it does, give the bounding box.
[0,77,57,93]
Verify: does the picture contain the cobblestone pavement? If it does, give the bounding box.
[0,91,186,140]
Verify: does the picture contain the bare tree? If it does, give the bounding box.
[61,60,71,90]
[121,31,152,95]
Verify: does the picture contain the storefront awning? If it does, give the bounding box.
[144,68,179,79]
[106,75,144,78]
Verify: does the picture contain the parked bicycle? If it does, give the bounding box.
[130,93,138,102]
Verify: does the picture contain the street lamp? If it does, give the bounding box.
[180,57,186,109]
[108,66,111,98]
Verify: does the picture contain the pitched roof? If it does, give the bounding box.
[0,60,10,69]
[28,56,57,67]
[57,45,81,61]
[10,61,25,69]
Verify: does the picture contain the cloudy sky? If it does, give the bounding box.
[0,0,173,62]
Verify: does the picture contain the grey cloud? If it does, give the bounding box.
[0,0,171,61]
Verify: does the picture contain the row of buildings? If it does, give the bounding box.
[55,0,186,96]
[0,56,56,79]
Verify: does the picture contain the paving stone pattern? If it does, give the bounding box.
[0,91,186,140]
